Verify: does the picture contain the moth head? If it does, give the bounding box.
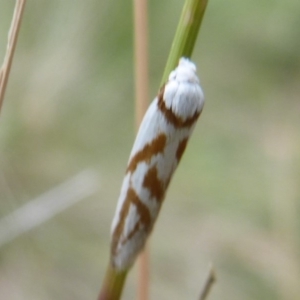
[162,57,204,120]
[168,57,199,84]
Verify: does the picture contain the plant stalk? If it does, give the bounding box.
[97,265,127,300]
[0,0,27,114]
[161,0,208,85]
[133,0,150,298]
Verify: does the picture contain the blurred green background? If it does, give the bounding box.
[1,1,300,299]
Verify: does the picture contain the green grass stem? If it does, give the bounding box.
[161,0,208,85]
[97,265,127,300]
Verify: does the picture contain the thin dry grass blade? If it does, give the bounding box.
[0,0,27,114]
[133,0,150,299]
[199,265,216,300]
[0,169,99,248]
[137,249,150,300]
[133,0,149,128]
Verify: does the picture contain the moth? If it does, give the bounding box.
[110,58,205,271]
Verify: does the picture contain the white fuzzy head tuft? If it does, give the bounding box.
[168,58,199,84]
[163,57,204,120]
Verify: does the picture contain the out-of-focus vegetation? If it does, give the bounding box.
[0,1,300,299]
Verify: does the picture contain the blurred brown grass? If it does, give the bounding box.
[0,1,300,299]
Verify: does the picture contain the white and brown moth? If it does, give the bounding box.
[111,58,205,271]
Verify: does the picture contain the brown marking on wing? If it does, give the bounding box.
[111,187,151,257]
[143,165,165,203]
[157,84,201,128]
[125,220,141,244]
[126,133,167,173]
[176,138,189,161]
